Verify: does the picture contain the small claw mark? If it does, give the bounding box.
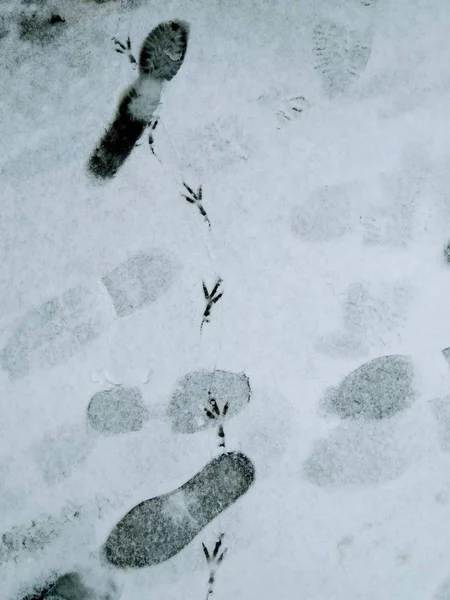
[204,407,216,420]
[181,181,211,227]
[212,534,224,558]
[112,37,126,51]
[182,181,195,195]
[209,280,222,299]
[209,396,221,416]
[217,547,227,564]
[202,542,210,562]
[147,117,160,160]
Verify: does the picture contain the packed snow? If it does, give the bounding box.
[2,0,450,598]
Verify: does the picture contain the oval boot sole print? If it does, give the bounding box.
[103,451,255,568]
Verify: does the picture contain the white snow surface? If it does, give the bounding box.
[2,0,450,598]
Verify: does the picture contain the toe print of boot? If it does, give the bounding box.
[322,354,416,420]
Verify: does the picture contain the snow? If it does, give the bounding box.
[127,76,162,122]
[2,0,450,598]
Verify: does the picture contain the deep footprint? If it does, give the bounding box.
[168,370,251,434]
[87,385,149,434]
[21,582,54,600]
[87,20,189,180]
[139,20,190,80]
[1,506,82,564]
[103,451,255,568]
[18,7,67,45]
[30,572,120,600]
[87,85,153,180]
[322,354,416,420]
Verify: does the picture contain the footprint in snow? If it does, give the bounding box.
[0,251,177,380]
[102,451,255,568]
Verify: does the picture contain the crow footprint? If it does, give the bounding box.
[168,370,251,435]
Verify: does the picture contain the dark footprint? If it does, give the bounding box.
[87,385,149,434]
[102,253,175,318]
[103,451,255,568]
[1,506,82,564]
[139,19,190,80]
[36,572,120,600]
[168,370,251,434]
[87,20,189,180]
[21,581,55,600]
[19,7,67,45]
[322,355,416,420]
[87,84,155,180]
